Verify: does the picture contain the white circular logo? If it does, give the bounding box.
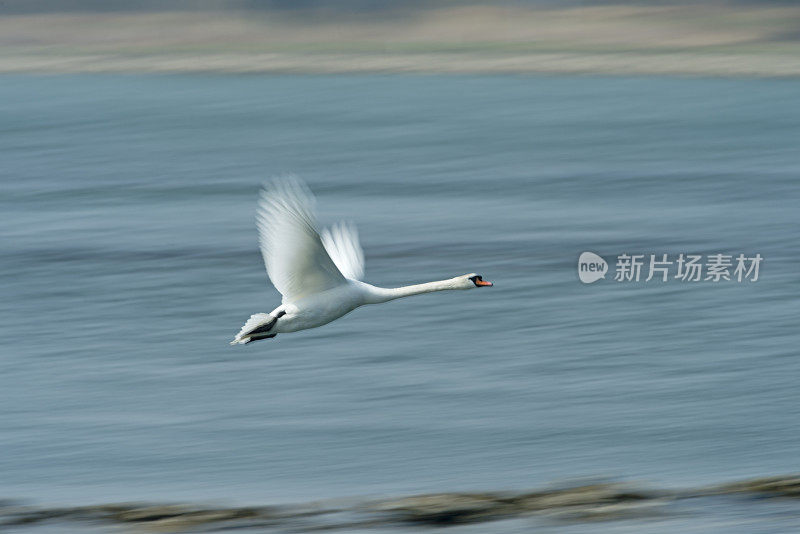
[578,252,608,284]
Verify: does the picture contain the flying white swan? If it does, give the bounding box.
[231,178,492,344]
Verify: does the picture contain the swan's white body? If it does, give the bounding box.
[231,178,491,344]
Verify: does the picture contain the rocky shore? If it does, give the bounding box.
[3,474,799,532]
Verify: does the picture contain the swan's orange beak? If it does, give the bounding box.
[475,279,493,287]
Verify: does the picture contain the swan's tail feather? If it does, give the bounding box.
[230,312,279,345]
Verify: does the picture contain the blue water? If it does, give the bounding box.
[1,75,798,527]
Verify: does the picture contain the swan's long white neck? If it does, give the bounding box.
[362,278,465,304]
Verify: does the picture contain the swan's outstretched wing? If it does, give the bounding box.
[257,179,347,302]
[321,221,365,281]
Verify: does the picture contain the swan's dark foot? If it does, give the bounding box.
[249,310,286,336]
[249,318,277,335]
[231,310,286,345]
[244,333,276,344]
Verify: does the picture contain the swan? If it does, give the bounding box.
[231,178,492,344]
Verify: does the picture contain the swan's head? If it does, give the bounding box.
[461,273,493,289]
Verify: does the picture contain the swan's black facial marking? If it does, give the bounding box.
[469,275,493,287]
[276,310,286,318]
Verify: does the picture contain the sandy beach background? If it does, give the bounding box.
[2,2,800,76]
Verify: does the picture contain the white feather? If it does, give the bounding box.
[321,221,365,281]
[256,177,347,302]
[230,313,272,344]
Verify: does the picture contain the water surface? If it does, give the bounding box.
[1,74,798,531]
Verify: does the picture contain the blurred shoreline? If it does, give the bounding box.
[3,474,800,531]
[2,5,800,76]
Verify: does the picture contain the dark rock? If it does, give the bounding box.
[372,493,510,524]
[711,475,800,498]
